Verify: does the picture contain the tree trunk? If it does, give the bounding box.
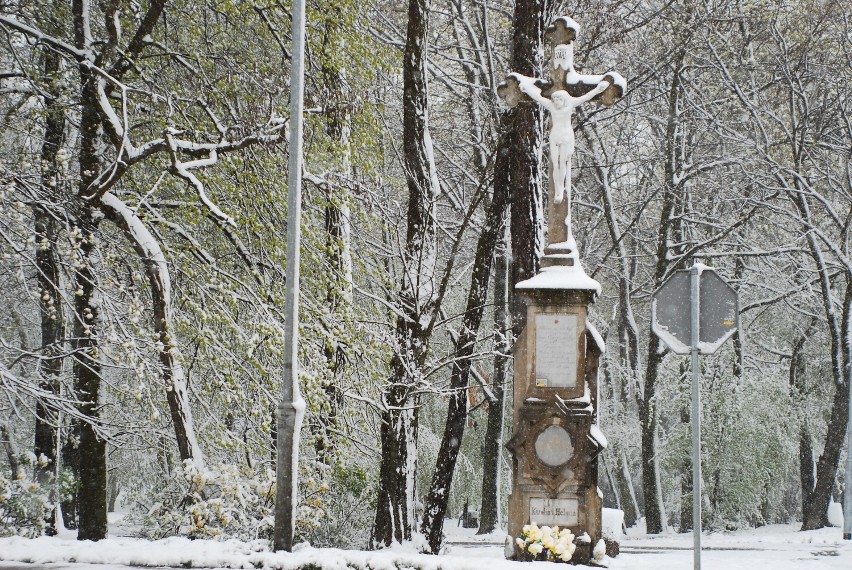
[73,2,107,536]
[420,129,512,553]
[99,194,202,465]
[72,207,107,542]
[799,229,851,530]
[639,49,686,535]
[680,404,692,533]
[1,421,21,479]
[373,0,438,546]
[640,344,665,534]
[617,448,640,528]
[33,44,66,536]
[60,420,80,529]
[789,320,816,516]
[107,474,119,513]
[374,364,420,546]
[801,290,849,529]
[315,20,353,464]
[477,212,510,535]
[508,0,551,334]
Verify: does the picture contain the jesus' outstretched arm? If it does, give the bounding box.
[572,79,610,105]
[511,75,555,111]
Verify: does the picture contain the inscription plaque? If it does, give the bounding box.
[534,314,578,387]
[529,497,579,526]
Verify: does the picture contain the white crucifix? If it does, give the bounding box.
[498,16,626,255]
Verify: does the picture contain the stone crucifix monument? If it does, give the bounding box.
[498,16,625,562]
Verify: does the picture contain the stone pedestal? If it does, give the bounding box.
[506,259,606,559]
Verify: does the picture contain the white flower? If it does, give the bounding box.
[528,542,544,556]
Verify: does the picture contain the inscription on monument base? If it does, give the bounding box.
[529,497,579,526]
[534,314,578,387]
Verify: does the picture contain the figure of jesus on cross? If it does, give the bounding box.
[517,77,610,209]
[499,16,625,258]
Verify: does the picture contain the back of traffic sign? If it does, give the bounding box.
[652,267,738,355]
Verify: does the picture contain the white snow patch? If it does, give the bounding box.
[691,262,712,275]
[586,322,606,354]
[590,424,608,448]
[2,523,852,569]
[827,497,843,527]
[100,193,170,309]
[515,263,601,295]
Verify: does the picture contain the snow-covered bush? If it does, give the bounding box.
[144,460,329,542]
[0,467,50,537]
[146,461,274,541]
[296,462,375,548]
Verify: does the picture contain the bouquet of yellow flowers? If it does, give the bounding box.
[515,522,577,562]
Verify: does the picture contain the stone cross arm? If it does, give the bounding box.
[498,71,626,109]
[497,15,626,109]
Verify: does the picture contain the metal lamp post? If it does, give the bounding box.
[273,0,307,552]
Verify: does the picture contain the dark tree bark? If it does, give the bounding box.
[679,404,692,533]
[801,291,850,530]
[420,132,512,554]
[508,0,551,335]
[33,44,66,536]
[72,206,107,542]
[60,421,80,529]
[788,321,816,519]
[477,210,511,535]
[72,0,107,538]
[373,0,438,547]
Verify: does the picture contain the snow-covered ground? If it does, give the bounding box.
[0,515,849,569]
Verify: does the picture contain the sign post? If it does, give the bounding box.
[690,266,702,570]
[652,263,739,570]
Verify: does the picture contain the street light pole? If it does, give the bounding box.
[273,0,307,552]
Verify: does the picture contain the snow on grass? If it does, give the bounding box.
[0,523,850,570]
[0,534,566,570]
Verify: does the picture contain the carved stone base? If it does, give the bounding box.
[506,282,605,560]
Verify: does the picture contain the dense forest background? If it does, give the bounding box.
[1,0,850,552]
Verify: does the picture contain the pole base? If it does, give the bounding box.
[844,532,851,540]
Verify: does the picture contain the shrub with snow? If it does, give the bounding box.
[143,460,330,542]
[144,461,278,541]
[0,464,51,538]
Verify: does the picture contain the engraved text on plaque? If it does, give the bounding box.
[534,314,578,387]
[529,497,579,526]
